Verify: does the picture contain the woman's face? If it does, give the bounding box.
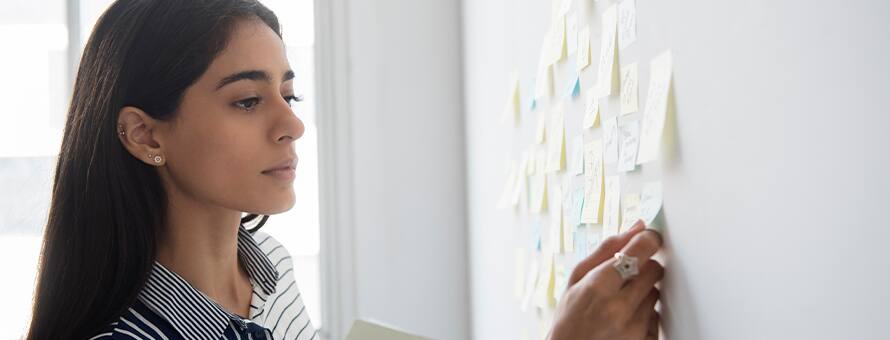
[148,18,304,215]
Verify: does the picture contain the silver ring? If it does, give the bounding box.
[613,252,640,281]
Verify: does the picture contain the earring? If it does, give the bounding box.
[147,154,162,164]
[118,124,126,136]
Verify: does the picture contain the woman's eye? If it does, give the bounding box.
[234,97,260,111]
[284,94,304,107]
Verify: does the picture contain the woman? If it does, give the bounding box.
[26,0,664,339]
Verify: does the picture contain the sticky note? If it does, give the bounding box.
[550,186,564,253]
[577,26,591,71]
[534,253,555,308]
[583,87,600,129]
[637,50,674,164]
[620,193,641,232]
[530,173,548,214]
[535,39,553,99]
[574,227,588,263]
[568,187,584,228]
[640,181,663,226]
[602,176,620,237]
[550,16,567,64]
[566,12,578,54]
[501,72,521,125]
[617,121,640,172]
[620,62,639,115]
[521,257,540,311]
[546,110,566,172]
[561,187,578,252]
[536,149,548,174]
[558,0,574,17]
[618,0,637,50]
[603,117,619,164]
[535,112,547,144]
[596,5,618,98]
[580,139,603,223]
[570,76,581,98]
[515,249,527,299]
[569,135,584,175]
[497,162,517,209]
[553,263,568,303]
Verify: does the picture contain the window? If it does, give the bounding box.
[0,0,322,337]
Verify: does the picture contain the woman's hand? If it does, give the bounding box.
[548,220,664,340]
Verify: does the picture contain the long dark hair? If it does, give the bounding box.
[27,1,281,339]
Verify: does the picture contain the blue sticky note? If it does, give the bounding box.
[531,222,542,251]
[531,98,537,111]
[570,77,581,98]
[574,229,588,263]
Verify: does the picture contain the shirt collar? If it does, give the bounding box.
[136,224,280,340]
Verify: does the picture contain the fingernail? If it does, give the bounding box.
[624,220,645,235]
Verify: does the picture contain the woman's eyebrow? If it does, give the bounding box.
[215,69,295,91]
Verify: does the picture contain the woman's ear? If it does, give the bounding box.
[117,106,167,166]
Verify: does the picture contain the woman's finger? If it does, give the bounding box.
[648,311,660,338]
[630,288,659,330]
[619,260,664,308]
[568,220,646,286]
[596,229,663,291]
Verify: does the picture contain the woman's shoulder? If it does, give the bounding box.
[86,300,177,340]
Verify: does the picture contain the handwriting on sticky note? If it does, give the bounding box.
[569,135,584,175]
[640,181,663,226]
[580,139,603,223]
[596,5,618,98]
[583,87,600,129]
[546,110,566,172]
[602,176,621,237]
[620,62,639,115]
[603,117,619,164]
[620,193,641,232]
[637,50,674,164]
[618,121,640,172]
[618,0,637,50]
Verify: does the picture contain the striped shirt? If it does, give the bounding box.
[88,225,317,340]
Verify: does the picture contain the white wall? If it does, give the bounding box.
[332,0,471,339]
[461,0,890,340]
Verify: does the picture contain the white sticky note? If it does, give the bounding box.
[569,135,584,175]
[577,26,591,71]
[603,117,619,164]
[546,110,566,172]
[497,162,517,209]
[580,140,603,224]
[550,186,564,253]
[558,0,574,17]
[618,0,637,50]
[514,249,527,299]
[596,5,618,98]
[553,263,568,303]
[530,173,548,214]
[602,176,620,237]
[637,50,674,164]
[521,257,540,311]
[535,36,553,99]
[620,62,639,115]
[617,121,640,172]
[566,12,578,54]
[583,87,600,129]
[640,181,663,226]
[620,193,641,232]
[550,16,567,64]
[562,189,576,252]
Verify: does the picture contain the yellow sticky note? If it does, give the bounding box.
[502,72,521,125]
[583,87,600,129]
[620,62,639,115]
[576,26,591,71]
[620,193,641,232]
[602,176,620,237]
[535,112,547,144]
[546,110,566,172]
[603,117,619,164]
[637,50,674,164]
[550,187,564,253]
[530,173,548,214]
[550,16,567,64]
[596,5,618,98]
[580,139,604,224]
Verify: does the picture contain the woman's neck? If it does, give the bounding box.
[155,192,253,317]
